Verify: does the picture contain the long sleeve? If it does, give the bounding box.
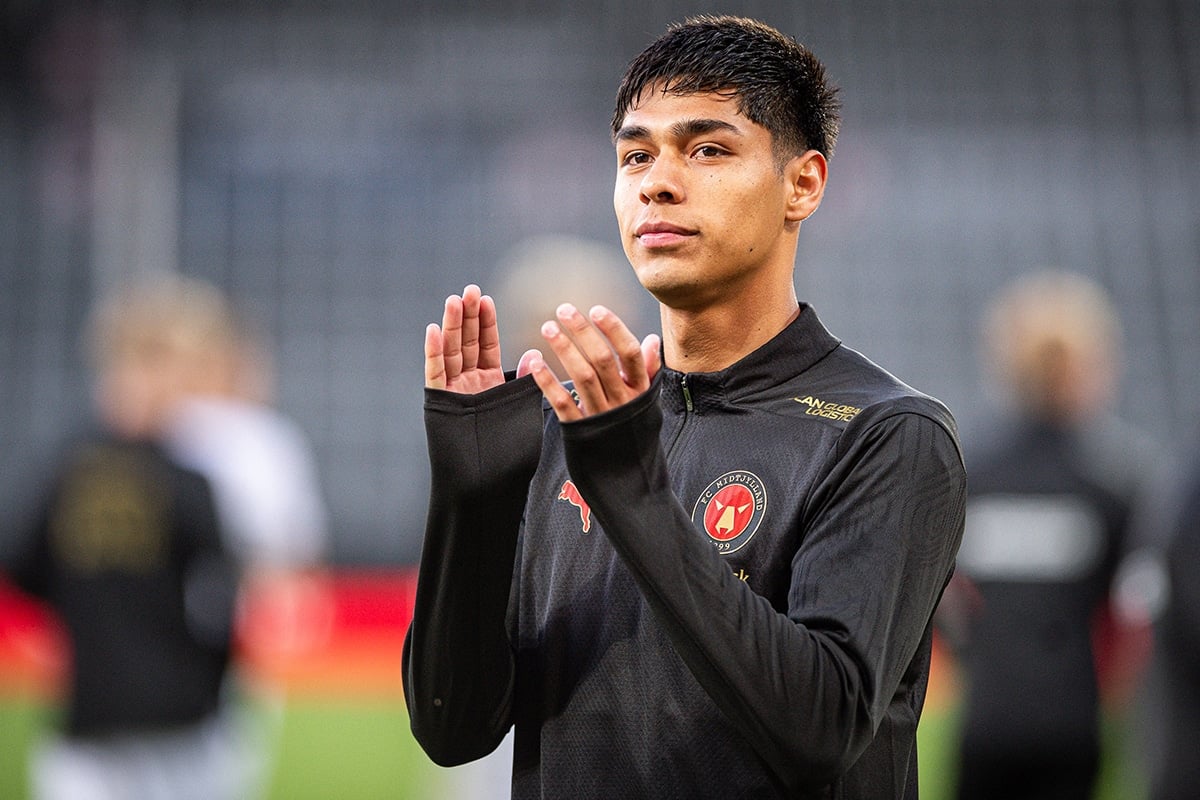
[402,375,544,765]
[560,381,967,793]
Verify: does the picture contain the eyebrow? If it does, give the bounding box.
[613,117,743,144]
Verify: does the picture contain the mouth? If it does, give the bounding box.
[634,221,696,248]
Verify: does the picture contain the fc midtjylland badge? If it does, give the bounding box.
[691,471,767,553]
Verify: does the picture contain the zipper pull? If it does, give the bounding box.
[680,375,694,412]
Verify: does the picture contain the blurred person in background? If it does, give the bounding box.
[1145,451,1200,800]
[944,270,1155,800]
[155,275,331,799]
[5,276,242,800]
[1112,439,1200,800]
[493,234,654,377]
[163,287,329,575]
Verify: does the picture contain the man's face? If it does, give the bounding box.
[613,88,798,310]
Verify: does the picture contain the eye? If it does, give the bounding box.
[621,150,652,167]
[693,144,728,158]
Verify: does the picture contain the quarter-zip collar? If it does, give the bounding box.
[658,303,842,414]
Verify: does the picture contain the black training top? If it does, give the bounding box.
[404,305,966,799]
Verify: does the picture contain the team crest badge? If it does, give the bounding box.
[691,471,767,553]
[558,480,592,533]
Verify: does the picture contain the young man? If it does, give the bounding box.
[404,15,966,799]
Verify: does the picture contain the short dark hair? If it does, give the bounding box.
[612,15,841,162]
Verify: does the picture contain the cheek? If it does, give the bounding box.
[613,179,637,220]
[620,235,639,268]
[731,185,787,240]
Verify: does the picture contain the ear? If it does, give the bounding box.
[783,150,828,223]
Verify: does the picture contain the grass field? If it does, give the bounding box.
[0,572,1151,799]
[0,691,442,800]
[0,692,1147,800]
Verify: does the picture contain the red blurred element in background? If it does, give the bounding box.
[0,570,419,700]
[0,578,67,699]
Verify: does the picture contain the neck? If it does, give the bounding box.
[660,290,800,373]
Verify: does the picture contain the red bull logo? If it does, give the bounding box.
[558,480,592,533]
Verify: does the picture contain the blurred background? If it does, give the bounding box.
[1,1,1197,798]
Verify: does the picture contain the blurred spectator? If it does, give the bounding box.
[5,275,242,800]
[1114,444,1200,800]
[493,233,654,368]
[153,277,331,799]
[163,294,328,573]
[1149,453,1200,799]
[942,270,1155,800]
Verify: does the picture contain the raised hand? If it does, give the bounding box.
[424,284,507,393]
[528,303,661,421]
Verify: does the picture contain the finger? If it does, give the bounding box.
[459,284,483,372]
[541,316,604,416]
[477,294,503,372]
[551,304,625,412]
[527,353,582,422]
[424,323,448,389]
[588,305,649,391]
[641,334,662,383]
[515,348,541,379]
[556,304,624,384]
[440,294,464,382]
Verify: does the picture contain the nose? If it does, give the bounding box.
[639,154,684,204]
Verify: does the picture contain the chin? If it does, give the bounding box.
[630,262,672,294]
[636,272,703,310]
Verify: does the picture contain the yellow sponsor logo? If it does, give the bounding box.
[794,395,862,422]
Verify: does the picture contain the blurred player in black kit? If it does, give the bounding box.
[404,15,966,799]
[1146,451,1200,800]
[945,271,1154,800]
[8,277,242,800]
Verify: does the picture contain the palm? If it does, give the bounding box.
[443,360,505,394]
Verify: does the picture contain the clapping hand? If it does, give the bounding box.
[425,287,660,420]
[424,284,511,393]
[527,303,661,421]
